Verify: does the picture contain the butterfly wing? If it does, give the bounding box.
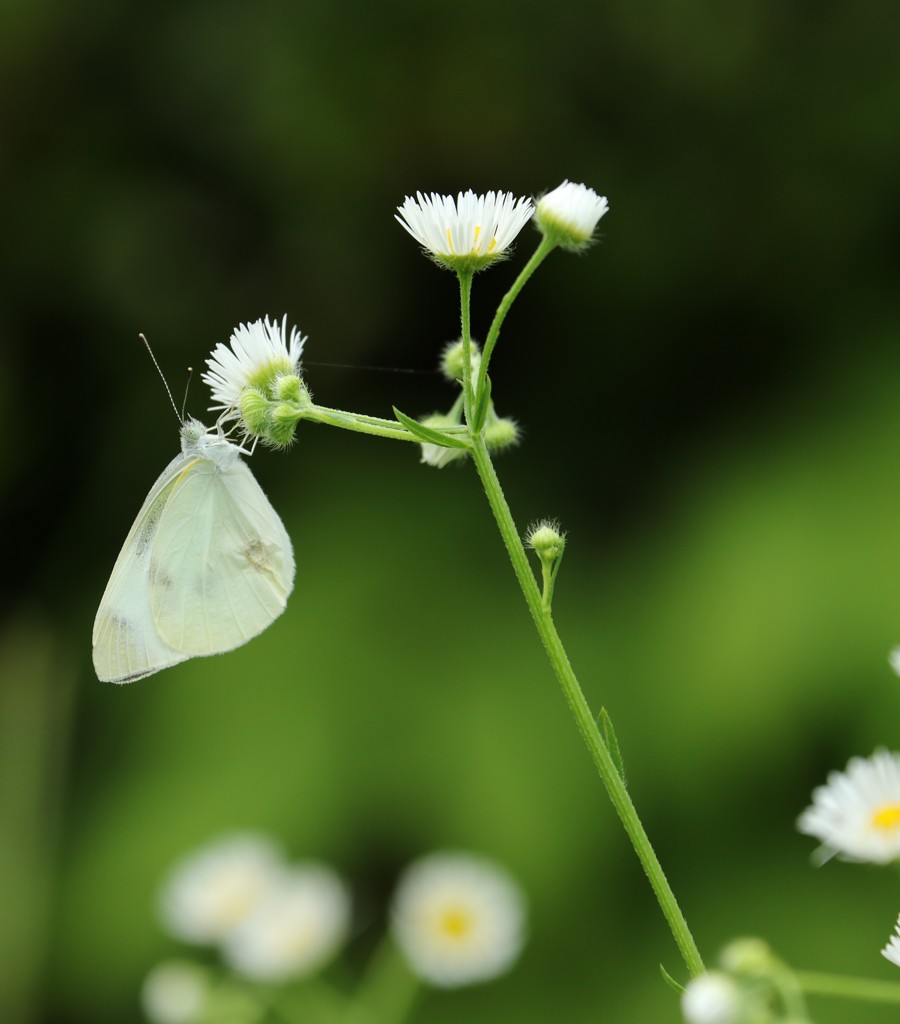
[147,455,295,657]
[92,451,197,683]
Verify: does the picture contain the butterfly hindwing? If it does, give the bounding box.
[92,424,294,683]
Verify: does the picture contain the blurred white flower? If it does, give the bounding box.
[889,647,900,676]
[882,914,900,967]
[535,180,609,250]
[159,833,286,944]
[395,191,534,272]
[141,961,210,1024]
[222,863,351,981]
[391,852,526,988]
[797,750,900,863]
[680,971,744,1024]
[204,315,306,416]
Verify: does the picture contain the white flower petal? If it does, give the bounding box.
[396,191,533,269]
[535,180,609,247]
[882,914,900,967]
[159,834,287,944]
[203,315,306,415]
[391,852,526,988]
[141,961,210,1024]
[222,863,350,981]
[681,972,743,1024]
[797,749,900,863]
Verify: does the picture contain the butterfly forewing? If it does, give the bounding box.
[92,453,195,682]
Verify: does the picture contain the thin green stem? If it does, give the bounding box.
[346,939,420,1024]
[468,433,704,977]
[303,404,463,444]
[796,971,900,1005]
[474,236,555,406]
[457,270,475,425]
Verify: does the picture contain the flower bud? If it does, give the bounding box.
[484,416,519,452]
[440,339,481,383]
[535,180,609,251]
[526,521,565,561]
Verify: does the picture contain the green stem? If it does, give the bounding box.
[458,270,475,425]
[302,404,431,443]
[796,971,900,1005]
[474,236,555,406]
[468,433,704,977]
[346,939,420,1024]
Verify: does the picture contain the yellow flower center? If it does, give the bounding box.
[440,906,474,939]
[872,803,900,831]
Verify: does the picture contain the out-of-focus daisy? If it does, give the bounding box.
[797,750,900,863]
[882,914,900,967]
[680,972,744,1024]
[534,180,609,251]
[222,863,351,981]
[390,852,526,988]
[395,191,534,273]
[141,961,210,1024]
[159,833,287,944]
[203,316,306,417]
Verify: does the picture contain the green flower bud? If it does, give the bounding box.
[440,338,481,383]
[238,387,271,437]
[719,938,774,979]
[484,416,519,452]
[526,520,565,561]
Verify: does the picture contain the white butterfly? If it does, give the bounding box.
[93,418,295,683]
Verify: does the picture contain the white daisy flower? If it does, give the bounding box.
[882,914,900,967]
[797,750,900,863]
[680,972,744,1024]
[141,961,210,1024]
[390,852,526,988]
[535,180,609,250]
[221,862,350,981]
[159,833,287,944]
[395,191,534,272]
[203,315,306,416]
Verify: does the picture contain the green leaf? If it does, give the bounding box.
[392,407,470,449]
[597,707,627,785]
[659,963,685,994]
[472,372,493,433]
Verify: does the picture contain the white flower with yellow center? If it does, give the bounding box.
[535,180,609,250]
[203,315,306,418]
[159,834,287,944]
[396,191,534,272]
[222,863,351,981]
[390,852,526,988]
[797,749,900,863]
[141,961,211,1024]
[882,914,900,967]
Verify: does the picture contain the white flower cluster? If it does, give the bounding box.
[143,836,526,1023]
[157,833,350,983]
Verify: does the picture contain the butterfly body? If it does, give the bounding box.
[93,419,294,683]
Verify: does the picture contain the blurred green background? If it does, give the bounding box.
[2,0,900,1020]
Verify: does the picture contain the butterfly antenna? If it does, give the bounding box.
[139,333,181,423]
[181,368,193,422]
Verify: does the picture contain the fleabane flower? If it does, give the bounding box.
[221,863,351,981]
[680,971,744,1024]
[797,749,900,863]
[141,961,211,1024]
[396,191,534,273]
[158,833,287,944]
[390,852,526,988]
[882,914,900,967]
[535,180,609,251]
[203,315,306,421]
